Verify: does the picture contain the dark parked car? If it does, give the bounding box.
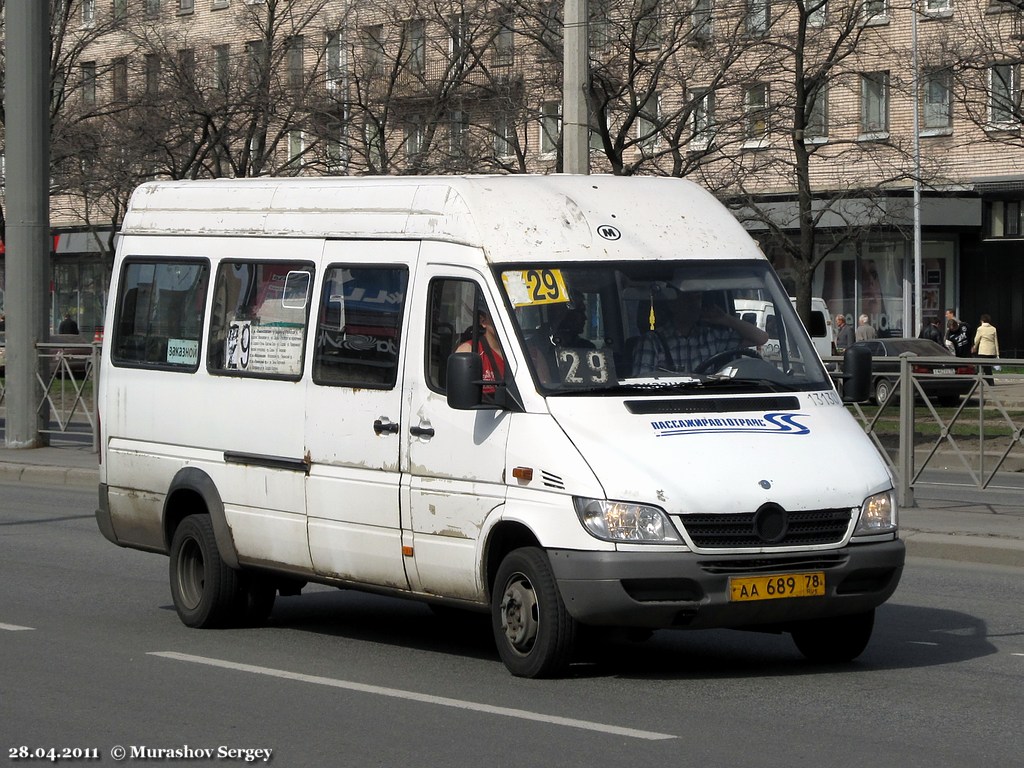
[851,338,976,406]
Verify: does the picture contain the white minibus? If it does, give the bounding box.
[95,175,903,677]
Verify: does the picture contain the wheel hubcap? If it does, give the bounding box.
[500,574,539,655]
[177,537,206,610]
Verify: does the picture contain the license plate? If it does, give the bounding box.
[729,572,826,602]
[933,367,955,375]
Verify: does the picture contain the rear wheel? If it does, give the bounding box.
[791,609,875,663]
[169,514,242,628]
[491,547,576,678]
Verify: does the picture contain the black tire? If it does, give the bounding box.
[491,547,576,678]
[169,514,242,628]
[791,609,875,663]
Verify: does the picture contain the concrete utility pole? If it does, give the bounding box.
[4,0,52,448]
[563,0,589,175]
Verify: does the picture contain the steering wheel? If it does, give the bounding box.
[693,347,761,374]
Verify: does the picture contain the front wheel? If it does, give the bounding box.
[491,548,577,678]
[873,378,895,405]
[791,609,875,663]
[169,514,242,628]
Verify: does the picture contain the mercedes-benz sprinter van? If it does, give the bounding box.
[95,175,903,677]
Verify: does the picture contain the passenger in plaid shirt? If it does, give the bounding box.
[632,292,769,376]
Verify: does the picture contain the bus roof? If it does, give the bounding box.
[120,175,763,264]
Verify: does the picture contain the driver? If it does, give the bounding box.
[632,291,769,376]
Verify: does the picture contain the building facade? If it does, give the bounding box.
[1,0,1022,351]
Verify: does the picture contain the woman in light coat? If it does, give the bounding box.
[971,314,1000,383]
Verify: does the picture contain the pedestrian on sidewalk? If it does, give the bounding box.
[834,313,855,353]
[945,311,971,357]
[855,314,877,341]
[971,313,1000,384]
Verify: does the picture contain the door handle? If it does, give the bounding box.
[373,418,400,435]
[409,425,435,438]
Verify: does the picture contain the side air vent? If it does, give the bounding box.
[541,471,565,489]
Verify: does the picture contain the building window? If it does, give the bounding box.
[808,0,827,26]
[924,0,952,14]
[637,92,661,152]
[247,39,267,88]
[590,0,612,48]
[860,71,889,135]
[80,62,97,108]
[806,87,828,140]
[113,0,128,23]
[363,25,384,78]
[178,0,194,14]
[693,0,713,41]
[82,0,96,25]
[540,2,561,55]
[746,0,770,36]
[178,48,196,92]
[637,0,660,48]
[985,199,1024,238]
[145,0,160,19]
[494,115,515,157]
[212,0,229,8]
[450,12,468,66]
[145,54,161,95]
[689,88,715,149]
[325,31,343,91]
[923,69,953,131]
[495,14,515,65]
[214,45,230,94]
[112,57,128,102]
[288,130,304,166]
[406,18,426,75]
[541,101,561,155]
[450,110,469,157]
[744,83,769,143]
[405,116,424,159]
[287,36,305,90]
[327,122,347,173]
[989,63,1019,127]
[862,0,888,24]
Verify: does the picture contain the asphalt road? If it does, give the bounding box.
[2,482,1022,768]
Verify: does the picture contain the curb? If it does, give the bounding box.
[0,463,98,489]
[901,530,1024,568]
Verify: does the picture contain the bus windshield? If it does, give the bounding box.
[498,260,831,395]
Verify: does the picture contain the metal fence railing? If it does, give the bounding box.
[0,341,100,452]
[835,354,1024,506]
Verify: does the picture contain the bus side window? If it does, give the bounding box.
[312,265,409,388]
[111,260,209,370]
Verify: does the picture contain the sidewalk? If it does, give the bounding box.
[0,443,1020,568]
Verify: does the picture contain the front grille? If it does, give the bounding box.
[680,507,853,548]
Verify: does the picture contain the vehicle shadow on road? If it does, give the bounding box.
[186,589,996,680]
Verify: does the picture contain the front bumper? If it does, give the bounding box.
[548,540,905,629]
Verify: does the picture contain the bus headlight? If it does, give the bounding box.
[855,490,898,535]
[574,498,682,543]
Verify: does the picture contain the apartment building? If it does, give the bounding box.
[1,0,1022,351]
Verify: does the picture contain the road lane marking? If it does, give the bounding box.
[150,651,676,741]
[0,623,35,631]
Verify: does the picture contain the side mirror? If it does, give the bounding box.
[841,345,872,403]
[446,352,484,410]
